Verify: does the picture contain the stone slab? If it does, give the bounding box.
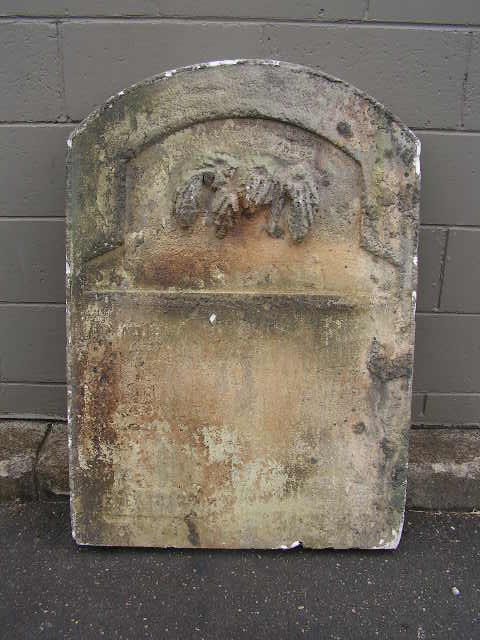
[67,60,419,549]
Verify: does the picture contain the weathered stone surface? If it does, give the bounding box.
[67,60,419,549]
[37,422,69,497]
[407,429,480,511]
[0,420,48,501]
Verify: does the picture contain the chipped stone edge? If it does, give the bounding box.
[367,134,420,552]
[65,58,419,150]
[415,137,422,179]
[372,526,403,550]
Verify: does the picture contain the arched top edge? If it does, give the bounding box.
[67,59,418,150]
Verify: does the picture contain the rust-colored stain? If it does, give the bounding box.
[67,61,419,549]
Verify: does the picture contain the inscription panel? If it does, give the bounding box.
[67,61,419,548]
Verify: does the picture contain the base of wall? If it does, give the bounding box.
[1,419,479,510]
[0,420,69,501]
[407,428,480,510]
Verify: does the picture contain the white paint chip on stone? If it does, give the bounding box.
[415,139,421,177]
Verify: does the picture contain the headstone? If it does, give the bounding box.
[66,60,419,549]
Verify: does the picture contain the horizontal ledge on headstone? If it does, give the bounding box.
[83,289,369,311]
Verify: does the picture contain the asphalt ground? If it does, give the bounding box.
[0,502,479,639]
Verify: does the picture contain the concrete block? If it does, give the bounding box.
[62,21,264,119]
[422,394,480,426]
[407,429,480,510]
[37,422,69,497]
[264,24,468,129]
[0,22,63,121]
[441,228,480,313]
[0,125,70,218]
[417,132,480,226]
[369,0,480,25]
[150,0,365,20]
[463,33,480,130]
[0,0,365,20]
[0,220,65,303]
[0,384,66,419]
[414,315,480,393]
[417,227,447,312]
[0,306,66,383]
[0,419,48,500]
[411,394,426,422]
[0,1,159,16]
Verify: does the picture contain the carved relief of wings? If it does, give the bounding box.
[174,155,323,242]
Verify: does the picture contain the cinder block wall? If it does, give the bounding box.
[1,2,479,508]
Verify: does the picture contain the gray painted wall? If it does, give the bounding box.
[1,3,479,435]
